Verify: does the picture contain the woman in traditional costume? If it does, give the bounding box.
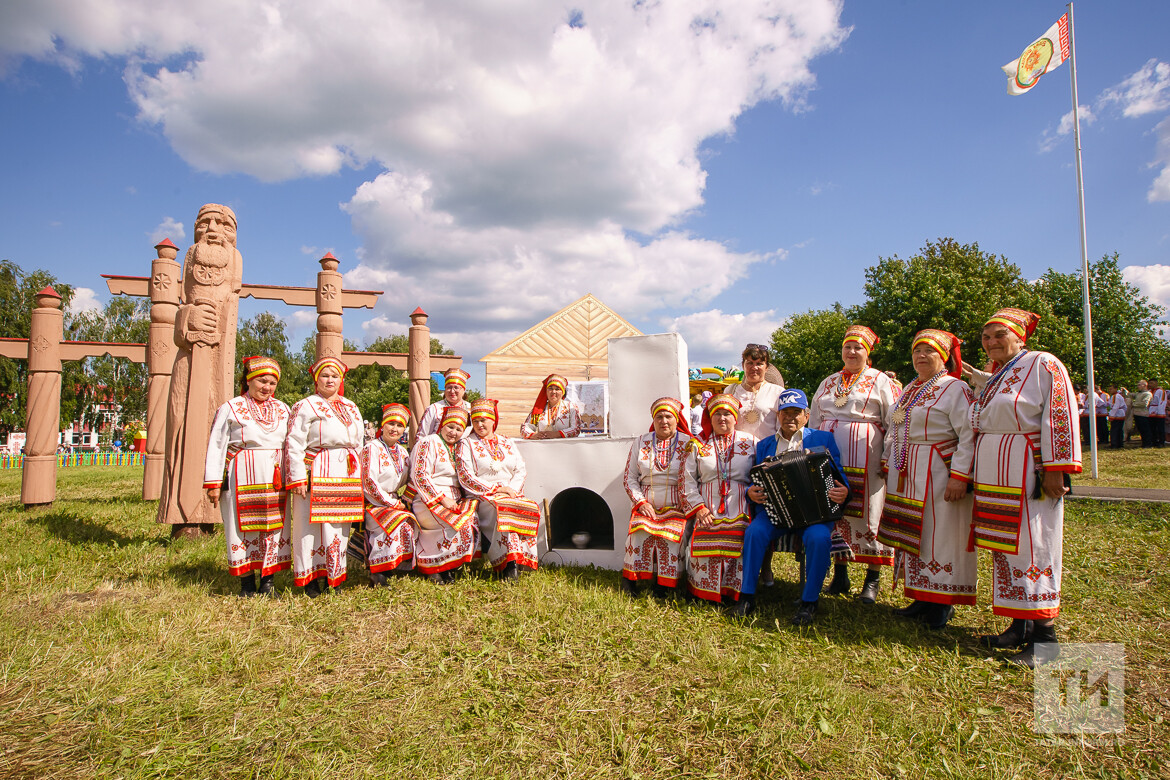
[285,357,366,596]
[457,399,542,579]
[808,325,899,603]
[726,344,784,440]
[204,356,292,597]
[417,368,472,440]
[361,403,417,586]
[971,308,1080,667]
[521,373,581,439]
[410,406,480,582]
[621,397,696,597]
[877,330,976,630]
[681,393,756,604]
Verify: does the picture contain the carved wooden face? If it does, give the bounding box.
[194,212,237,247]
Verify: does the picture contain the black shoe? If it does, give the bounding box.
[733,596,755,617]
[792,600,818,626]
[652,583,669,599]
[1007,624,1059,668]
[858,570,881,604]
[501,562,519,582]
[303,578,324,598]
[979,618,1033,650]
[893,600,930,620]
[620,578,638,596]
[238,574,257,598]
[427,572,449,585]
[257,574,275,596]
[923,603,955,631]
[826,564,851,595]
[368,571,389,587]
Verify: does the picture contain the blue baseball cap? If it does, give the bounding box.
[776,389,808,411]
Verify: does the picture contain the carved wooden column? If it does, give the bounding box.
[407,307,430,440]
[144,239,181,500]
[22,287,64,507]
[314,252,344,361]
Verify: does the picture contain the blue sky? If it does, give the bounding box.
[2,1,1168,392]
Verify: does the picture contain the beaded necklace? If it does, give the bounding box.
[834,369,865,408]
[970,349,1029,433]
[712,432,734,514]
[482,433,505,462]
[653,433,677,471]
[243,393,281,433]
[889,370,946,475]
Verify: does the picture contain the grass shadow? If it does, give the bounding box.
[28,510,169,548]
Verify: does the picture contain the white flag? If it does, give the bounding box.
[1002,14,1070,95]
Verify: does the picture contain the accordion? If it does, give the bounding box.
[749,446,845,531]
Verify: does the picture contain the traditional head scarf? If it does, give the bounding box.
[912,328,963,379]
[444,368,471,389]
[439,405,470,431]
[528,373,569,421]
[985,308,1040,342]
[381,403,410,428]
[648,397,692,436]
[469,398,499,433]
[239,355,280,395]
[699,393,741,441]
[843,325,880,353]
[310,356,348,396]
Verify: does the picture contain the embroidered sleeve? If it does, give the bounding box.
[203,402,234,488]
[559,404,581,438]
[873,372,898,433]
[410,439,444,504]
[284,399,314,489]
[946,380,977,482]
[623,437,649,509]
[417,404,439,440]
[454,439,495,498]
[679,440,705,515]
[1040,355,1082,472]
[361,442,398,507]
[521,413,538,438]
[807,376,832,430]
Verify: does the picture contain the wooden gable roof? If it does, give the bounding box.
[481,294,641,365]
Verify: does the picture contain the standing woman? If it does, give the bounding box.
[681,394,756,604]
[877,330,976,630]
[457,399,542,579]
[971,308,1080,667]
[521,373,581,439]
[410,406,480,582]
[621,398,696,597]
[285,357,365,596]
[204,356,292,597]
[808,325,899,603]
[726,344,784,440]
[417,368,472,440]
[361,403,417,586]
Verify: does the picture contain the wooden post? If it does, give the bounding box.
[143,239,181,500]
[315,252,344,361]
[22,287,63,507]
[408,307,430,440]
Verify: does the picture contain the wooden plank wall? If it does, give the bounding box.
[486,361,610,435]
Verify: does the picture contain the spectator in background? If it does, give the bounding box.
[1131,380,1153,448]
[1150,379,1166,448]
[1107,385,1127,449]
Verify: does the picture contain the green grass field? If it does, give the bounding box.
[1071,443,1170,490]
[0,466,1166,779]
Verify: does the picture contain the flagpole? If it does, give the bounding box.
[1066,2,1098,478]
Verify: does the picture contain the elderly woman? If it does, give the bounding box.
[417,368,472,440]
[809,325,899,604]
[621,397,696,596]
[204,356,291,597]
[457,399,542,579]
[285,357,366,596]
[877,330,976,630]
[410,406,480,582]
[361,403,417,586]
[971,308,1080,667]
[681,394,756,603]
[522,373,581,439]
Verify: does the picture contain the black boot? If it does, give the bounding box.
[368,571,389,587]
[978,618,1033,650]
[826,563,851,595]
[923,603,955,631]
[791,599,818,626]
[501,562,519,582]
[733,595,755,617]
[652,582,669,599]
[303,578,323,598]
[620,578,638,596]
[858,569,881,604]
[257,574,275,596]
[238,574,257,598]
[893,600,930,620]
[1007,623,1059,668]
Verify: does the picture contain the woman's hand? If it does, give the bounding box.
[291,485,308,498]
[441,496,458,511]
[827,480,848,505]
[942,477,967,502]
[206,487,220,508]
[495,486,518,498]
[694,506,713,529]
[1041,470,1069,500]
[747,485,766,504]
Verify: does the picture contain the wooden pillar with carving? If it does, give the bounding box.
[22,287,64,507]
[143,239,181,500]
[314,252,344,361]
[407,307,430,440]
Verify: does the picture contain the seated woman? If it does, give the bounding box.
[457,399,542,580]
[361,403,417,586]
[682,393,757,604]
[410,406,480,582]
[621,397,696,597]
[521,373,581,439]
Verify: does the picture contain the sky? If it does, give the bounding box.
[2,0,1168,393]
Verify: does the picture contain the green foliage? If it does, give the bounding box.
[69,297,151,430]
[1036,253,1170,387]
[769,305,851,393]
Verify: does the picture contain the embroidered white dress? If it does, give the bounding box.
[285,394,365,587]
[521,401,582,438]
[410,433,479,573]
[417,400,472,440]
[681,431,757,601]
[809,367,899,565]
[878,376,977,606]
[456,433,541,571]
[971,350,1080,619]
[728,381,784,440]
[361,438,416,573]
[204,394,292,577]
[621,432,694,587]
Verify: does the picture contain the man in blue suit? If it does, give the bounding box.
[735,389,851,625]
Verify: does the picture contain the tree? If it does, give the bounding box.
[1035,253,1170,387]
[770,305,852,393]
[344,335,452,423]
[69,297,150,431]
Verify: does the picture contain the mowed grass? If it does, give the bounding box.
[1072,443,1170,491]
[0,467,1166,779]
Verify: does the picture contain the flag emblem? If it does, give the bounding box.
[1001,14,1070,96]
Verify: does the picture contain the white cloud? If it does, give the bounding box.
[66,286,101,315]
[1122,264,1170,310]
[659,308,781,366]
[1149,117,1170,203]
[1040,105,1093,153]
[148,216,184,245]
[1099,59,1170,118]
[287,310,317,328]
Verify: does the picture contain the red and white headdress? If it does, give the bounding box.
[469,398,499,432]
[439,405,470,430]
[985,308,1040,342]
[310,356,348,396]
[912,329,963,379]
[699,393,741,441]
[443,368,471,389]
[843,325,880,353]
[381,403,410,428]
[240,355,280,395]
[528,373,568,421]
[649,397,692,436]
